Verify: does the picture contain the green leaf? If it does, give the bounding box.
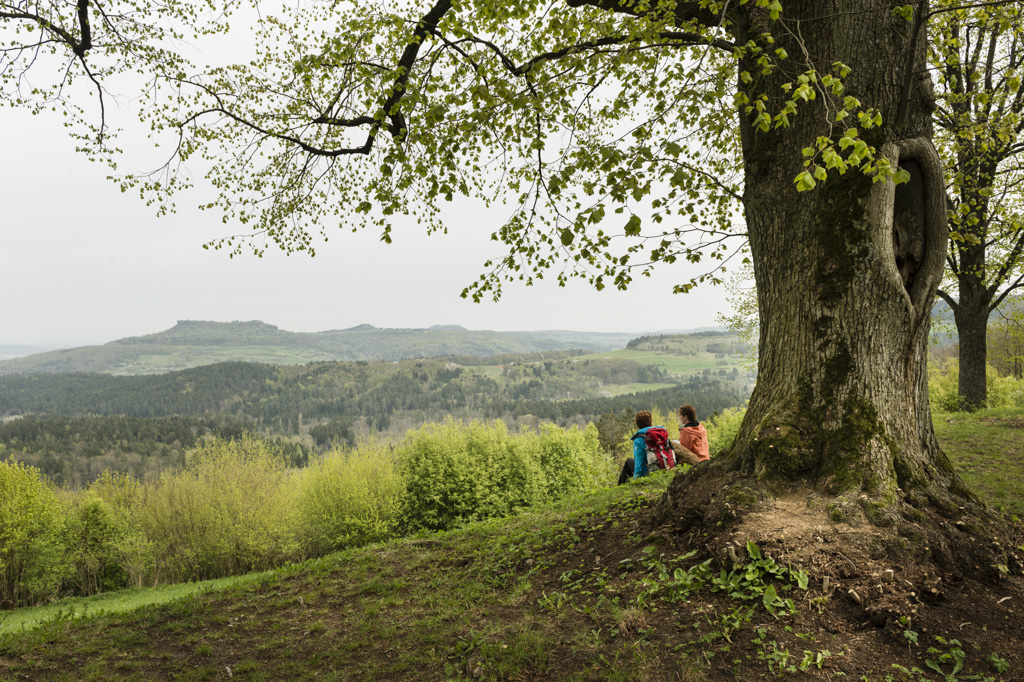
[794,171,816,191]
[559,229,574,246]
[624,215,642,236]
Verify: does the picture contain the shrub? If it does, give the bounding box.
[650,406,680,441]
[0,458,67,607]
[290,443,404,557]
[398,419,610,532]
[534,423,610,498]
[928,360,1024,412]
[929,359,963,413]
[88,470,155,588]
[62,494,132,595]
[135,436,295,583]
[399,419,523,531]
[705,406,747,456]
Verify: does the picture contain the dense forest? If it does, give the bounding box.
[0,350,749,488]
[0,356,682,422]
[0,415,311,487]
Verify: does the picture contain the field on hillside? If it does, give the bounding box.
[2,411,1022,681]
[575,332,754,382]
[587,347,741,374]
[127,347,337,373]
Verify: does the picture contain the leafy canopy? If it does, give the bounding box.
[126,0,904,302]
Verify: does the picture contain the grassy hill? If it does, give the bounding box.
[576,331,754,379]
[2,411,1022,680]
[0,321,644,376]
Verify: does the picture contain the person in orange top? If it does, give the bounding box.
[675,404,710,464]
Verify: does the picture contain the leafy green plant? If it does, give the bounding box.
[635,546,711,604]
[710,542,808,616]
[988,653,1010,674]
[925,636,966,678]
[757,639,794,677]
[799,649,832,671]
[0,458,68,607]
[290,442,404,556]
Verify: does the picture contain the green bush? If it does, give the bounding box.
[63,494,132,596]
[135,436,295,582]
[535,423,610,498]
[88,470,155,588]
[705,406,747,455]
[290,443,404,557]
[0,458,67,607]
[928,360,1024,412]
[398,419,610,532]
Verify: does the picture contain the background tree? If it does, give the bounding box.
[716,254,758,370]
[931,3,1024,410]
[988,294,1024,379]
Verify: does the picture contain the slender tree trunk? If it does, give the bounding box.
[954,276,991,411]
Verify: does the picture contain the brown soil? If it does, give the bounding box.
[515,480,1024,680]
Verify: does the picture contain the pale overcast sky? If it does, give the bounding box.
[1,16,733,348]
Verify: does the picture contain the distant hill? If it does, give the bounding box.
[0,320,642,376]
[0,345,50,361]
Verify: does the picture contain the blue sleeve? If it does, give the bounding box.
[633,437,647,478]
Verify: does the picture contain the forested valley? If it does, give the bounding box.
[0,333,751,487]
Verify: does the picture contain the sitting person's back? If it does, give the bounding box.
[617,410,674,484]
[676,404,710,464]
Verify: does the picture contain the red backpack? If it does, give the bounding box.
[643,426,676,471]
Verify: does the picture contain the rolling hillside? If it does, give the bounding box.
[0,320,645,375]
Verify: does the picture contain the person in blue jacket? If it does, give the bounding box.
[617,410,663,485]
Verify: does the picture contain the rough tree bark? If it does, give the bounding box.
[732,1,961,514]
[629,0,1015,574]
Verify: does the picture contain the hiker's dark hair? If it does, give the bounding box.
[679,404,697,423]
[635,410,652,429]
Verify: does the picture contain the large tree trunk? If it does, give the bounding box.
[655,2,1003,559]
[729,0,971,515]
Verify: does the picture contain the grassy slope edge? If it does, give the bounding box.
[1,414,1023,681]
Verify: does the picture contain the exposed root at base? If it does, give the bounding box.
[649,462,1024,635]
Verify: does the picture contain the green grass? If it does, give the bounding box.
[935,407,1024,516]
[0,414,1021,680]
[602,382,678,395]
[0,572,270,635]
[576,348,743,375]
